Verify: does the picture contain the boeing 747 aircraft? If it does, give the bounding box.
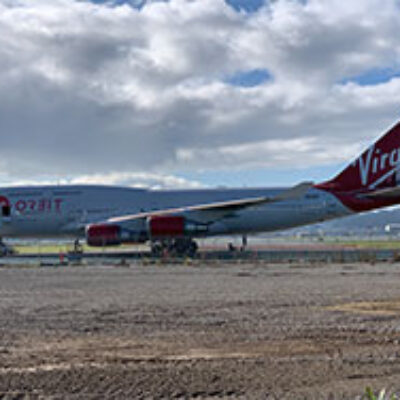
[1,121,400,255]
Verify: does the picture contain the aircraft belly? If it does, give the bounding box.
[0,217,66,238]
[217,209,313,234]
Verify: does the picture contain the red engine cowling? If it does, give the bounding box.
[148,215,185,238]
[86,224,122,246]
[147,215,208,238]
[87,216,208,245]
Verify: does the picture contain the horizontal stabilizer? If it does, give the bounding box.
[359,186,400,199]
[274,181,313,202]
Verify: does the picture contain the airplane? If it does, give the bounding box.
[1,120,400,256]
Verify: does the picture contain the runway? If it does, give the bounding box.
[1,262,400,398]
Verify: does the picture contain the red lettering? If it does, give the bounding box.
[27,200,36,211]
[54,198,63,213]
[15,200,27,212]
[38,199,46,212]
[0,196,10,207]
[13,198,65,213]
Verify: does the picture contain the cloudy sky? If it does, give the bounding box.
[1,0,400,188]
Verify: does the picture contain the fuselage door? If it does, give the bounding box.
[0,196,11,224]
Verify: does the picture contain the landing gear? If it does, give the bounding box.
[228,235,248,252]
[73,239,83,253]
[240,235,248,252]
[0,238,14,256]
[66,239,84,263]
[151,238,198,257]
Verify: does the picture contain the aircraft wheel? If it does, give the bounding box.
[151,239,198,257]
[187,240,198,257]
[173,238,198,257]
[151,241,164,256]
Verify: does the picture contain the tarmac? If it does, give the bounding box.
[1,260,400,398]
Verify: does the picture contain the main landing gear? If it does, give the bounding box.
[151,238,198,257]
[73,239,83,253]
[0,237,14,256]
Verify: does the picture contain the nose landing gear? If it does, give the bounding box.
[74,239,83,253]
[0,237,14,256]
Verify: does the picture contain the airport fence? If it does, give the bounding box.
[1,247,400,267]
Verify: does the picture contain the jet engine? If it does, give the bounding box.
[86,224,146,246]
[147,215,208,238]
[86,215,208,247]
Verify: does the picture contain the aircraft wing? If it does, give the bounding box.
[107,181,313,225]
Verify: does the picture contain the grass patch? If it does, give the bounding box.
[13,243,149,254]
[325,239,400,249]
[364,387,398,400]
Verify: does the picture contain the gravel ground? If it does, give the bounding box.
[1,262,400,398]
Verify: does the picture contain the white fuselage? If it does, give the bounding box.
[0,185,352,239]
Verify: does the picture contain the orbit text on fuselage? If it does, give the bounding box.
[12,198,64,213]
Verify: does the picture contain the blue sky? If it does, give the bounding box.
[342,67,400,86]
[225,0,266,12]
[226,68,271,88]
[91,0,267,12]
[180,163,345,188]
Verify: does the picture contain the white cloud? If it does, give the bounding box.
[68,171,204,188]
[0,171,204,189]
[0,0,400,185]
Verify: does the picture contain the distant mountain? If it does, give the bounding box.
[289,206,400,236]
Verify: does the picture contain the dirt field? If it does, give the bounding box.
[1,262,400,398]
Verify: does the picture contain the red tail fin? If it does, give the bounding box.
[319,121,400,193]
